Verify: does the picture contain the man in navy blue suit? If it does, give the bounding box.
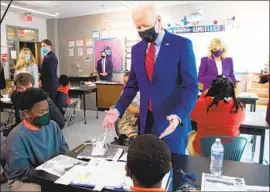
[96,51,113,81]
[103,3,198,154]
[40,39,59,103]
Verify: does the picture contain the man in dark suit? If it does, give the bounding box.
[103,3,198,154]
[0,63,5,92]
[96,51,113,81]
[40,39,59,103]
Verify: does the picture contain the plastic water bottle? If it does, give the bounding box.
[210,138,224,175]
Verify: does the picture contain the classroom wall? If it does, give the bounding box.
[46,19,60,75]
[49,1,269,76]
[1,10,47,78]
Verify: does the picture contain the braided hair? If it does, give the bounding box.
[206,76,243,113]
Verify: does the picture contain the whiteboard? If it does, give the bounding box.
[176,28,268,73]
[178,30,243,72]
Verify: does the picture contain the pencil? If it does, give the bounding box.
[75,144,87,153]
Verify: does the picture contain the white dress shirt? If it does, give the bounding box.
[102,58,106,73]
[215,60,222,75]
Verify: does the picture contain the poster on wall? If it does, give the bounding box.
[1,46,8,62]
[94,39,122,72]
[92,30,100,39]
[69,48,74,56]
[69,40,75,47]
[77,47,83,56]
[85,38,93,47]
[76,40,83,47]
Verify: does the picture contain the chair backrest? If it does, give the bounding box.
[56,91,68,108]
[114,118,121,137]
[200,136,247,162]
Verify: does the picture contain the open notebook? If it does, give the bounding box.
[55,159,172,191]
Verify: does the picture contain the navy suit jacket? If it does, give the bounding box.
[40,51,59,90]
[0,66,5,90]
[96,58,113,79]
[115,30,198,144]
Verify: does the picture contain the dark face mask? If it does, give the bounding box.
[101,55,105,58]
[212,50,223,58]
[32,113,51,127]
[138,23,159,43]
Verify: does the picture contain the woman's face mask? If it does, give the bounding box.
[212,49,223,58]
[25,53,31,61]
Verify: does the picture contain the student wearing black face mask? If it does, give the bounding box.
[96,51,113,81]
[103,3,198,155]
[5,88,69,192]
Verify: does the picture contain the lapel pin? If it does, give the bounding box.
[165,43,170,46]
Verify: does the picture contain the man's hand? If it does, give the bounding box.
[159,115,180,139]
[244,73,260,82]
[103,72,108,76]
[102,108,120,128]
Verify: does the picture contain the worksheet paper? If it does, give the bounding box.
[201,173,246,191]
[35,155,87,177]
[245,185,270,191]
[55,159,170,191]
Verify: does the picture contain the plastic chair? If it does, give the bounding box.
[200,136,247,162]
[56,91,79,125]
[114,118,121,137]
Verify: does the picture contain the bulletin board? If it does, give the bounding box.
[93,39,123,72]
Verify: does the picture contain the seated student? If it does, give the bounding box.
[189,76,245,156]
[118,72,140,139]
[57,74,71,105]
[126,134,171,191]
[10,73,65,129]
[5,88,69,192]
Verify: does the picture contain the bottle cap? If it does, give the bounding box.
[216,138,221,142]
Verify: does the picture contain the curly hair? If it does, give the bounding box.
[127,134,171,187]
[206,76,243,113]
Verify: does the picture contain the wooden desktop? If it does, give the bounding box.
[95,82,123,110]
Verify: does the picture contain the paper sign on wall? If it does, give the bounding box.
[174,25,225,34]
[92,30,100,39]
[101,29,108,39]
[85,38,93,47]
[69,48,74,56]
[108,29,115,39]
[11,50,17,59]
[77,47,83,56]
[69,41,75,47]
[86,47,93,55]
[76,40,83,47]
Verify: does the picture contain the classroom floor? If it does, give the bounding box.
[1,106,269,191]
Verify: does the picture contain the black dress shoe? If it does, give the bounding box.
[0,173,7,184]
